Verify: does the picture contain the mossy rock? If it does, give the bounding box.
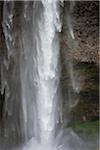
[70,120,99,135]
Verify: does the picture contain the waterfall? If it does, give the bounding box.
[0,1,90,150]
[1,1,62,149]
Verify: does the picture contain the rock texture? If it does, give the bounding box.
[61,1,99,64]
[60,1,99,123]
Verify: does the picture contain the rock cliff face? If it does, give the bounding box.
[60,1,99,123]
[61,1,99,64]
[0,1,99,122]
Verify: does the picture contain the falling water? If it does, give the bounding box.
[1,1,62,149]
[0,1,91,150]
